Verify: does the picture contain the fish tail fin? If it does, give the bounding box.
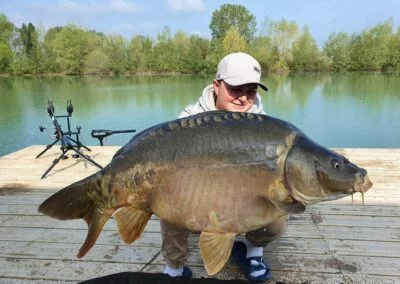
[38,177,92,220]
[39,174,113,258]
[114,206,152,243]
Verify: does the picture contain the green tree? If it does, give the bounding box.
[0,41,13,72]
[203,40,225,74]
[0,14,14,43]
[184,35,210,73]
[0,14,15,72]
[387,28,400,70]
[103,35,128,75]
[222,26,248,54]
[49,25,93,74]
[249,36,274,73]
[172,31,190,72]
[152,26,174,72]
[324,32,351,71]
[13,22,43,74]
[260,17,300,72]
[128,35,153,73]
[209,4,256,42]
[20,23,36,56]
[263,17,299,55]
[290,26,320,72]
[42,26,63,72]
[349,19,393,71]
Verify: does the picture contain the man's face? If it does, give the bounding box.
[213,80,258,112]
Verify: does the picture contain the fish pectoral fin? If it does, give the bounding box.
[199,231,236,275]
[274,195,306,214]
[114,206,152,244]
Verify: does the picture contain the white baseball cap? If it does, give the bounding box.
[215,52,268,91]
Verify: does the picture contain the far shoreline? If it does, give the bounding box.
[1,69,399,78]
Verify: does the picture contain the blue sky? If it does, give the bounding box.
[1,0,399,47]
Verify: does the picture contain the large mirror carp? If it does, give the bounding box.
[39,111,373,275]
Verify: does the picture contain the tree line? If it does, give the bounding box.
[1,4,399,76]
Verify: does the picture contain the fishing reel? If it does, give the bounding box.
[46,99,73,118]
[47,100,55,117]
[66,100,73,116]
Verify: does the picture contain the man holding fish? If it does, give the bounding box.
[161,52,280,282]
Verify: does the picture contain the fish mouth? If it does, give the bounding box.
[351,174,373,205]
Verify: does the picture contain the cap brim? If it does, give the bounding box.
[223,77,268,91]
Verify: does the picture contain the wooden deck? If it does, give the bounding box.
[0,145,399,283]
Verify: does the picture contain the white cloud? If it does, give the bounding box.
[166,0,204,12]
[59,0,141,15]
[109,0,140,13]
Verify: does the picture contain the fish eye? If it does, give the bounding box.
[331,160,341,169]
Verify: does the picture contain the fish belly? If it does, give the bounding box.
[151,164,283,234]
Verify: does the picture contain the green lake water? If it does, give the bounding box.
[0,73,399,156]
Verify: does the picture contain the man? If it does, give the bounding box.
[161,52,287,282]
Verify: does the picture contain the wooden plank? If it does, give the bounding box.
[342,274,400,284]
[310,214,400,229]
[0,145,119,159]
[0,168,101,180]
[324,197,400,206]
[264,237,330,254]
[0,240,159,264]
[0,204,162,222]
[0,157,111,168]
[326,239,400,257]
[0,257,144,282]
[317,226,400,242]
[0,237,333,264]
[0,204,41,215]
[337,255,400,276]
[0,215,162,232]
[151,248,342,274]
[310,204,400,217]
[2,257,397,283]
[0,195,61,205]
[153,247,400,277]
[0,227,162,247]
[0,279,76,284]
[142,264,347,283]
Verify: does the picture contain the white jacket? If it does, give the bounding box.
[178,84,266,118]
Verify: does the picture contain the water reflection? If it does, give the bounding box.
[0,73,399,156]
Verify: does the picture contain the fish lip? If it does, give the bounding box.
[352,177,373,194]
[351,177,373,205]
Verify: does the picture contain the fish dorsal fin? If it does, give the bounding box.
[114,206,152,244]
[199,231,236,275]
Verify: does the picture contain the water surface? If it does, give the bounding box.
[1,73,399,156]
